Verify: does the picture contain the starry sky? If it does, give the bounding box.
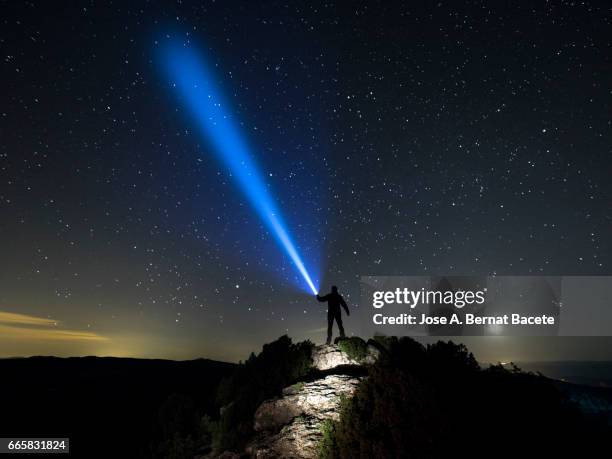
[1,1,610,362]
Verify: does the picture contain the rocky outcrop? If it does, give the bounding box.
[244,340,379,459]
[311,345,357,371]
[248,374,363,458]
[311,341,380,371]
[253,375,363,432]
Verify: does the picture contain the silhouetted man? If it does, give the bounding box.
[316,285,350,345]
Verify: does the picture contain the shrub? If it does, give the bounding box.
[337,337,368,362]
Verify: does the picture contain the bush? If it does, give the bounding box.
[336,337,368,362]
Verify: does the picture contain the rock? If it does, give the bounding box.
[363,342,381,365]
[249,374,364,458]
[248,416,326,459]
[254,375,362,432]
[311,340,381,371]
[253,394,302,432]
[311,344,358,371]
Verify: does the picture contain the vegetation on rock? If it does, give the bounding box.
[335,337,368,362]
[318,419,336,458]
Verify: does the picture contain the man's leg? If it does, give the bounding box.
[336,311,345,338]
[327,312,334,345]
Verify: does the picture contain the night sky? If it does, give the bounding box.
[1,1,610,362]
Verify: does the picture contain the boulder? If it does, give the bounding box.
[311,344,357,371]
[311,339,381,371]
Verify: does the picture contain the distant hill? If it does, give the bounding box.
[0,356,234,458]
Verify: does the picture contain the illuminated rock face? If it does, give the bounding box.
[311,342,380,371]
[249,415,336,459]
[311,344,358,370]
[253,375,362,432]
[248,374,364,459]
[237,342,380,459]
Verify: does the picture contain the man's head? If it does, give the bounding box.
[331,285,338,293]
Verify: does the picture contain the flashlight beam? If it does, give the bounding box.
[161,42,318,295]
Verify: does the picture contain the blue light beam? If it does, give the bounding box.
[160,42,318,295]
